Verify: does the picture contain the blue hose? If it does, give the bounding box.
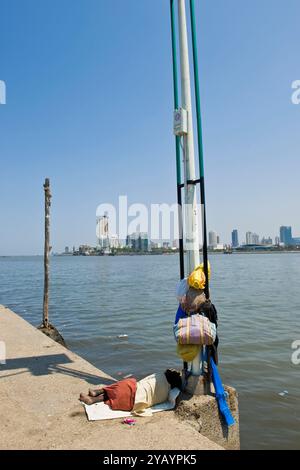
[210,357,235,427]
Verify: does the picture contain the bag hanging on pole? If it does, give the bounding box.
[174,314,216,345]
[176,343,201,362]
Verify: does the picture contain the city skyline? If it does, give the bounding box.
[57,223,299,256]
[1,218,299,255]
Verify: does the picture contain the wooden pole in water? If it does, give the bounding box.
[39,178,66,347]
[42,178,51,328]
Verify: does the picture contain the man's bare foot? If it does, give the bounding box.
[80,393,93,405]
[88,388,104,397]
[79,393,105,405]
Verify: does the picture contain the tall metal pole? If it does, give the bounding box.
[43,178,51,328]
[177,0,201,376]
[189,0,209,299]
[177,0,200,275]
[170,0,184,280]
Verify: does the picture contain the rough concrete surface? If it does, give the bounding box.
[176,387,240,450]
[0,305,224,450]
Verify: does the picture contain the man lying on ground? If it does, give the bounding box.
[79,369,182,416]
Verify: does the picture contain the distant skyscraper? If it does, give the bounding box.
[139,233,149,252]
[246,231,253,245]
[280,226,292,246]
[110,235,119,249]
[275,236,280,246]
[128,232,149,251]
[231,229,239,248]
[97,214,110,250]
[252,233,260,245]
[246,232,259,245]
[261,237,273,245]
[209,231,218,249]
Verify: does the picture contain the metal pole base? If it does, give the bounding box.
[184,374,215,396]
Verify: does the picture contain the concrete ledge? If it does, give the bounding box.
[176,386,240,450]
[0,305,224,450]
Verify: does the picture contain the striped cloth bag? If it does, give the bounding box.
[174,314,216,346]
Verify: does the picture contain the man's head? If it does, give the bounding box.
[164,368,182,390]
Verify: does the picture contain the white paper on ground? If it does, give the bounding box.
[82,387,180,421]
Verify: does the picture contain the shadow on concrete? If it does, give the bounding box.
[0,353,114,385]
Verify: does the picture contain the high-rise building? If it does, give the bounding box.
[261,237,273,245]
[275,236,280,246]
[246,232,259,245]
[127,232,149,251]
[246,231,253,245]
[252,233,260,245]
[139,233,149,252]
[280,226,292,246]
[209,231,218,249]
[97,214,109,250]
[110,235,119,249]
[231,229,239,248]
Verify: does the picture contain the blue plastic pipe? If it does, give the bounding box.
[210,357,235,427]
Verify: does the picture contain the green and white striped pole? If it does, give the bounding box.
[170,0,210,379]
[189,0,210,299]
[170,0,185,281]
[177,0,200,275]
[177,0,202,376]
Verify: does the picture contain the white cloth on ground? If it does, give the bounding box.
[132,372,171,416]
[82,387,180,421]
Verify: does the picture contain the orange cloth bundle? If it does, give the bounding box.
[104,378,137,411]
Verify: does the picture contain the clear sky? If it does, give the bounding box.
[1,0,300,255]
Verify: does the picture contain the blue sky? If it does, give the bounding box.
[0,0,300,255]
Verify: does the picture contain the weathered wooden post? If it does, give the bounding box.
[43,178,51,328]
[38,178,66,347]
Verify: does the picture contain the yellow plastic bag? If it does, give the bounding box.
[176,343,200,362]
[188,262,211,290]
[199,261,211,280]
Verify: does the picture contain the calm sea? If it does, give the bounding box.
[0,253,299,449]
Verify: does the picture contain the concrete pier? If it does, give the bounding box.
[176,387,240,450]
[0,305,234,450]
